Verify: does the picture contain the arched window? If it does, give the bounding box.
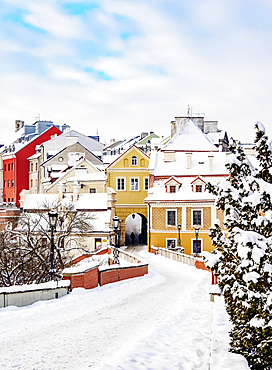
[131,156,137,166]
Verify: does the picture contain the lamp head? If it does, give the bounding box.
[48,209,58,228]
[112,215,120,229]
[194,226,200,237]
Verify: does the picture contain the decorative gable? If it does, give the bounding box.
[191,176,206,192]
[107,145,149,170]
[164,177,181,193]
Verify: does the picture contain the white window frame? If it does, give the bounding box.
[166,238,177,249]
[116,177,126,191]
[144,177,149,191]
[130,177,139,191]
[166,209,177,226]
[191,238,203,254]
[191,208,203,227]
[131,156,137,166]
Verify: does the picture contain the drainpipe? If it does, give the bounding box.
[148,202,151,252]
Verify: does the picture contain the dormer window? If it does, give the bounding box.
[191,176,206,193]
[165,176,181,193]
[170,186,176,193]
[132,156,137,166]
[196,185,202,192]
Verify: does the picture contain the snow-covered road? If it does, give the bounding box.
[0,247,249,370]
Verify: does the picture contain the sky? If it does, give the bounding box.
[1,0,272,144]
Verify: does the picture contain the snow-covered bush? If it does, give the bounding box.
[204,123,272,369]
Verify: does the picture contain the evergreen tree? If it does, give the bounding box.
[204,123,272,370]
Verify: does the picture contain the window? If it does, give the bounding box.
[193,210,201,225]
[8,164,10,171]
[117,178,125,191]
[8,180,10,188]
[11,180,14,187]
[167,210,176,226]
[36,163,38,171]
[130,178,139,191]
[31,163,33,172]
[167,239,176,248]
[131,156,137,166]
[31,179,33,188]
[90,188,96,193]
[193,240,201,254]
[12,163,14,171]
[170,186,176,193]
[196,185,202,192]
[144,178,149,190]
[95,238,102,249]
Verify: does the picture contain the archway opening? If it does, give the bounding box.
[125,213,147,246]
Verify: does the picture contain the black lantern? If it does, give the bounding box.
[48,209,58,229]
[177,224,181,247]
[48,210,58,280]
[112,216,120,264]
[194,227,200,255]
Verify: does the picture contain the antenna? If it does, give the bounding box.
[187,104,190,117]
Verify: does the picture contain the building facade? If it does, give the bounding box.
[145,119,228,255]
[106,145,150,246]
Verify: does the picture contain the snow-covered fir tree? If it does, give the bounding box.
[204,123,272,370]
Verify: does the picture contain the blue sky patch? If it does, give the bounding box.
[145,65,166,75]
[62,3,99,16]
[3,10,45,34]
[84,67,112,81]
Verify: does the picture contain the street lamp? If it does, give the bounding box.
[48,209,58,280]
[112,216,120,264]
[194,226,200,256]
[177,224,181,247]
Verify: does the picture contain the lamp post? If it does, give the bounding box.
[194,226,200,256]
[177,224,181,247]
[48,209,58,280]
[112,216,120,264]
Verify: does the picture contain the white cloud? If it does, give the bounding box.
[0,0,272,144]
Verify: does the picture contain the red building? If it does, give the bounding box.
[2,126,62,207]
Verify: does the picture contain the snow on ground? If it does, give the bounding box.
[0,247,249,370]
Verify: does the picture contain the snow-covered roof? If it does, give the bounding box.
[206,131,225,145]
[65,172,106,183]
[27,152,41,160]
[75,193,108,210]
[151,151,229,176]
[41,129,104,162]
[46,157,101,191]
[162,119,218,152]
[23,194,59,210]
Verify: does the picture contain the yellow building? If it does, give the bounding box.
[145,119,228,255]
[106,145,150,245]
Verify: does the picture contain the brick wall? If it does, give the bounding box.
[99,265,148,286]
[63,266,99,290]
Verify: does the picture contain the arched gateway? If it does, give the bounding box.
[125,213,147,246]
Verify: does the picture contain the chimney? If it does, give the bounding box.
[72,181,80,203]
[58,182,65,201]
[15,120,24,132]
[208,156,214,171]
[186,153,192,169]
